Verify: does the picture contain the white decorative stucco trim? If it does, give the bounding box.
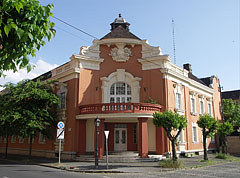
[101,69,141,103]
[109,43,132,62]
[76,112,153,119]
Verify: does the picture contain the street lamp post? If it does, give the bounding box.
[95,117,100,169]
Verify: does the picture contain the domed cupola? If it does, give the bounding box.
[110,14,130,31]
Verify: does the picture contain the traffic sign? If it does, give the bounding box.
[57,121,65,129]
[57,129,64,139]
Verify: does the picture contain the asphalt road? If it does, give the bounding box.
[0,159,102,178]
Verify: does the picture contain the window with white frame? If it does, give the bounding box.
[190,92,197,115]
[210,135,215,143]
[192,123,198,143]
[174,83,184,112]
[59,92,66,109]
[175,93,181,109]
[177,129,185,143]
[39,132,46,143]
[199,95,205,115]
[11,135,16,143]
[110,82,131,103]
[207,98,213,116]
[18,136,24,143]
[57,83,67,109]
[28,136,35,144]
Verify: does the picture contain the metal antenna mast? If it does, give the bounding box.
[172,18,176,64]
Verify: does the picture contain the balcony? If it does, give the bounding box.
[79,103,161,115]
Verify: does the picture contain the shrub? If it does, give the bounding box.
[216,153,228,159]
[159,159,184,169]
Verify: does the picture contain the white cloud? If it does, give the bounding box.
[0,59,58,90]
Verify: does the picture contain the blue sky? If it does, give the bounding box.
[1,0,239,91]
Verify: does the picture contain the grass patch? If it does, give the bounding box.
[159,159,184,169]
[216,153,240,162]
[216,153,228,159]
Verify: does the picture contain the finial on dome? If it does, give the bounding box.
[110,14,130,31]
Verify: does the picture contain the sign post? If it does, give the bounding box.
[104,130,110,169]
[57,121,65,164]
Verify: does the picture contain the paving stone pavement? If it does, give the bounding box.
[100,162,240,178]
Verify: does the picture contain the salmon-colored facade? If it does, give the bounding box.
[0,15,222,159]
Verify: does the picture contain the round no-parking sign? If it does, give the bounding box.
[57,121,65,129]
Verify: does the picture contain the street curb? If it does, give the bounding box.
[39,164,126,173]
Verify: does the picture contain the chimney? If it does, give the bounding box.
[183,63,192,73]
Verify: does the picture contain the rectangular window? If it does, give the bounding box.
[208,103,212,116]
[110,85,115,95]
[59,92,66,109]
[191,98,196,113]
[192,125,198,143]
[110,97,115,103]
[178,130,184,143]
[28,136,35,144]
[116,83,125,95]
[11,135,16,143]
[200,101,204,115]
[39,133,46,143]
[122,130,126,144]
[115,130,119,144]
[175,93,181,109]
[211,135,215,143]
[133,124,137,144]
[19,136,24,143]
[127,85,131,95]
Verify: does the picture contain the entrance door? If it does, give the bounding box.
[114,128,127,151]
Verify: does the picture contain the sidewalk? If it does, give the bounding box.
[1,153,239,173]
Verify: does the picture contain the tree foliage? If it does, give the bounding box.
[222,99,240,126]
[217,121,234,154]
[153,110,187,160]
[0,0,55,76]
[197,114,218,160]
[0,79,59,159]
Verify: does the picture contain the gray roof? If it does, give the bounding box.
[101,25,141,40]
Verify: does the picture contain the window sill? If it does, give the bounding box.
[191,112,198,116]
[192,141,199,144]
[175,108,185,114]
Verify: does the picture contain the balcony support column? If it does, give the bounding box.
[138,118,149,158]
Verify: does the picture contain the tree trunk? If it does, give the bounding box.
[28,135,33,160]
[203,134,208,160]
[171,139,177,161]
[221,135,226,154]
[4,134,9,159]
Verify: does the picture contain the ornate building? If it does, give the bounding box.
[0,14,222,159]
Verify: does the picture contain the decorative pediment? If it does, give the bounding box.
[109,43,132,62]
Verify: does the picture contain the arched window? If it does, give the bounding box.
[110,82,131,103]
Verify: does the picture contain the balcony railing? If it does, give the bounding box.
[79,103,161,115]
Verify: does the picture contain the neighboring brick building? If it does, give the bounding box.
[222,89,240,105]
[0,14,222,159]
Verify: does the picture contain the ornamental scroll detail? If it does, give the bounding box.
[109,43,132,62]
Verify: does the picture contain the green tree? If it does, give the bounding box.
[197,114,218,160]
[217,121,234,154]
[0,0,55,76]
[153,110,187,160]
[222,99,240,126]
[0,83,21,158]
[0,79,59,159]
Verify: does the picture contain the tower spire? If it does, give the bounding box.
[172,18,176,64]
